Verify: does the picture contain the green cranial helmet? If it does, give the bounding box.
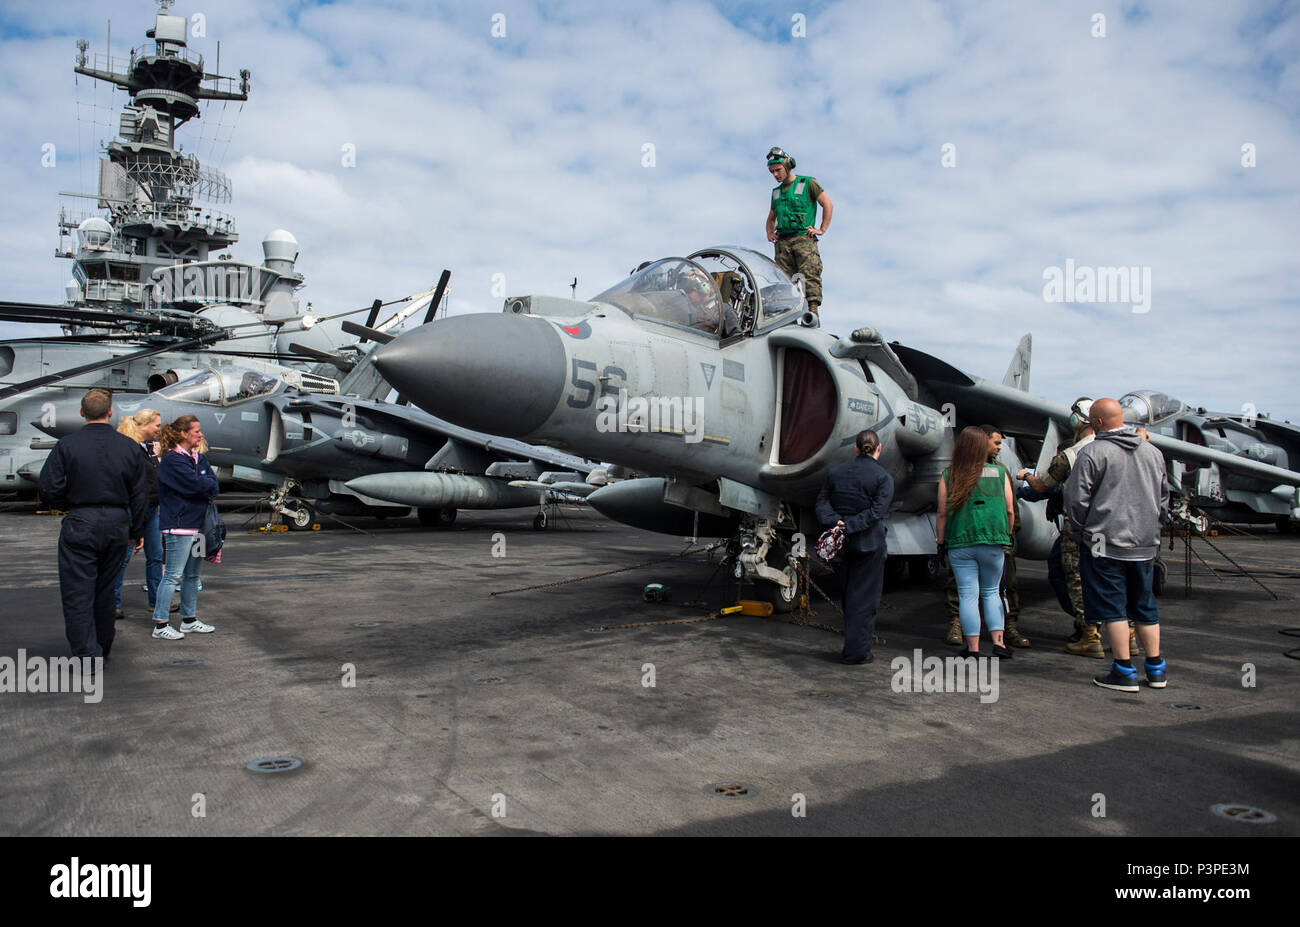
[766,146,795,169]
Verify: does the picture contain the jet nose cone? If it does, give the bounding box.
[373,314,567,438]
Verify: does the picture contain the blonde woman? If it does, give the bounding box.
[113,409,166,619]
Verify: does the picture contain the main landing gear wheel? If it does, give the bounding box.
[533,511,548,531]
[1152,558,1167,597]
[758,576,800,614]
[757,548,802,614]
[284,502,315,531]
[418,507,458,528]
[910,555,945,586]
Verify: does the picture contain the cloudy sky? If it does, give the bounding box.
[2,0,1297,419]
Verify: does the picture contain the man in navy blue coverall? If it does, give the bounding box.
[816,430,894,664]
[38,388,147,660]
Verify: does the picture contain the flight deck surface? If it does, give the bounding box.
[1,502,1295,837]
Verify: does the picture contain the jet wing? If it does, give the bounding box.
[284,394,599,475]
[892,343,1300,489]
[415,415,598,474]
[1145,433,1300,488]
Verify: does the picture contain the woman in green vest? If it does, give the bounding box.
[937,427,1016,657]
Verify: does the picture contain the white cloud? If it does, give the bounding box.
[1,0,1297,419]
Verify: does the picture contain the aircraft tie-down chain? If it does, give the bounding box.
[780,535,888,644]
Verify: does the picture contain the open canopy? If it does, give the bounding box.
[589,247,807,337]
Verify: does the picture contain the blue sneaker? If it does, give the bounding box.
[1144,658,1167,689]
[1093,662,1140,693]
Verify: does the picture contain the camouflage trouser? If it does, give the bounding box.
[944,547,1018,620]
[1059,532,1086,629]
[774,234,823,308]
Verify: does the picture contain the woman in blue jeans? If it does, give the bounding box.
[113,409,164,618]
[937,427,1015,657]
[151,414,219,640]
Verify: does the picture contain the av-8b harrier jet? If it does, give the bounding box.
[36,359,601,530]
[1117,390,1300,532]
[372,246,1300,606]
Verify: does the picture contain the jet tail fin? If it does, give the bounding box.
[1002,333,1032,392]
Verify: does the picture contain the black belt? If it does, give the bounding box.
[69,504,127,510]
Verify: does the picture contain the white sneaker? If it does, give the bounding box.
[153,625,185,640]
[180,618,214,633]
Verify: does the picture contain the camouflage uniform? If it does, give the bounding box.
[770,172,826,309]
[774,234,823,309]
[1045,450,1086,631]
[1057,532,1086,630]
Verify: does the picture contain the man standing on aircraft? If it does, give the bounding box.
[816,430,893,664]
[1066,398,1169,692]
[765,147,832,315]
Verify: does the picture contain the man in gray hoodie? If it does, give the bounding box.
[1066,397,1170,692]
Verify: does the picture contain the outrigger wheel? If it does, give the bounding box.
[418,507,457,528]
[533,511,548,531]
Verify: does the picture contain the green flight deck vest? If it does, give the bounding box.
[943,463,1011,549]
[771,175,819,237]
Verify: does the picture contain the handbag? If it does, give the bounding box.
[202,501,226,557]
[815,524,846,564]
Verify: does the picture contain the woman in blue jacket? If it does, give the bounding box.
[151,414,220,640]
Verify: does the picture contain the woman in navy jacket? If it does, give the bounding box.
[150,414,220,640]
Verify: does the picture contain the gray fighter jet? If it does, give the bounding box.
[36,357,601,530]
[371,246,1300,605]
[1119,390,1300,531]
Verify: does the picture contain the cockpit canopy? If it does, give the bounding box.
[589,247,806,337]
[156,366,282,406]
[591,259,723,334]
[1120,390,1186,424]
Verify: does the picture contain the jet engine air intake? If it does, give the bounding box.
[778,348,836,465]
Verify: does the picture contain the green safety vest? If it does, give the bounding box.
[771,175,818,236]
[943,463,1010,548]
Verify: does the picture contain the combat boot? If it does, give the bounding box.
[1004,615,1031,648]
[945,615,962,645]
[1065,624,1105,658]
